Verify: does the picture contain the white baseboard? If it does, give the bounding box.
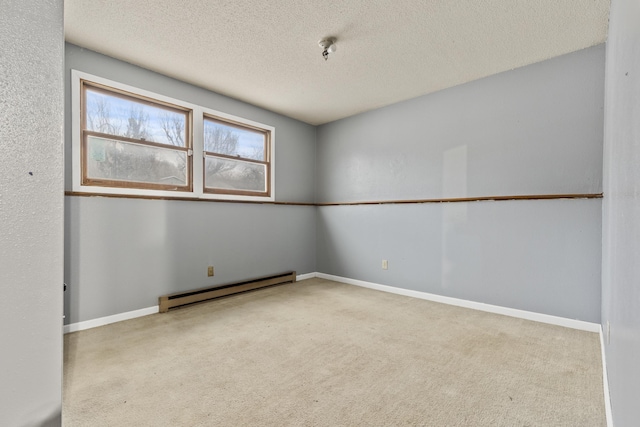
[65,274,313,333]
[66,274,311,334]
[65,273,600,335]
[296,272,316,281]
[64,306,159,334]
[315,272,600,333]
[600,326,613,427]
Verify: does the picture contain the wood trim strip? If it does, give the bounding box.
[64,191,602,206]
[316,193,603,206]
[64,191,315,206]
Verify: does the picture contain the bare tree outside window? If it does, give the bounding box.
[86,96,122,135]
[161,112,185,147]
[125,106,149,141]
[204,123,239,176]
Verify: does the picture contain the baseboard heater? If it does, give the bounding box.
[159,271,296,313]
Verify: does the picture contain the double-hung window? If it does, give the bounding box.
[203,115,271,197]
[72,70,275,201]
[81,81,192,191]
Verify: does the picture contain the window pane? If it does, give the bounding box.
[204,156,266,192]
[204,118,265,161]
[86,135,188,186]
[85,87,187,147]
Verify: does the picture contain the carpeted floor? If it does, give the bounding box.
[63,278,605,426]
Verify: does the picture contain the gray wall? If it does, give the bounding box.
[0,1,64,426]
[65,197,316,323]
[601,0,640,425]
[64,45,316,324]
[317,45,605,323]
[317,46,604,203]
[317,199,601,321]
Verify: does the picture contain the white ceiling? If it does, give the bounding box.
[65,0,610,125]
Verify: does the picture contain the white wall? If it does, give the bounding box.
[0,1,64,425]
[601,0,640,425]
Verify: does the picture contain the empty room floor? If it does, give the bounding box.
[63,278,605,426]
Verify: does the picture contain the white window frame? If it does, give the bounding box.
[71,70,275,202]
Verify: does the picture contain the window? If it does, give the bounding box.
[203,116,271,197]
[72,70,275,201]
[81,81,192,191]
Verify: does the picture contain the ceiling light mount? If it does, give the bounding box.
[318,37,337,61]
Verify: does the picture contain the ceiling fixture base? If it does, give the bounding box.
[318,37,337,61]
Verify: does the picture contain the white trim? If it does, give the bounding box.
[600,326,614,427]
[63,306,159,334]
[296,272,317,281]
[65,274,311,333]
[63,272,600,336]
[316,273,600,332]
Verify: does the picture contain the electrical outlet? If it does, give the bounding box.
[382,259,388,270]
[208,266,214,277]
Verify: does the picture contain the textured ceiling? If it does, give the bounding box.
[64,0,610,125]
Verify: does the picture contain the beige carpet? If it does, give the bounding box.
[63,278,605,426]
